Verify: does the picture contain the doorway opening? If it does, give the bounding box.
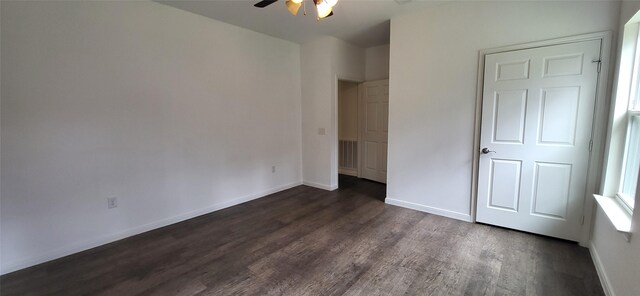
[336,79,389,189]
[338,80,360,179]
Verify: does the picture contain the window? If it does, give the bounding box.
[619,115,639,210]
[594,15,640,238]
[616,24,640,212]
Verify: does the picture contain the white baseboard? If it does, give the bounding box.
[590,241,614,296]
[385,197,472,222]
[0,181,303,275]
[302,180,338,191]
[338,169,358,177]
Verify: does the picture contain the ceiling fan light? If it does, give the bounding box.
[291,0,303,3]
[285,0,302,15]
[316,1,332,18]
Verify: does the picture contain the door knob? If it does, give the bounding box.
[481,148,496,154]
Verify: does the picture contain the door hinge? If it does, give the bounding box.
[581,215,585,225]
[592,59,602,73]
[589,139,593,152]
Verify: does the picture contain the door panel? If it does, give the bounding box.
[531,162,572,219]
[365,141,378,170]
[488,159,522,212]
[493,90,527,143]
[476,40,601,241]
[496,60,530,80]
[538,87,580,145]
[360,80,389,183]
[543,53,584,77]
[365,102,378,135]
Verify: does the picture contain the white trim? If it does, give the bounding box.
[581,31,614,247]
[385,198,473,222]
[472,32,613,247]
[615,192,635,215]
[303,180,338,191]
[479,32,614,56]
[0,181,303,275]
[471,50,484,223]
[590,241,615,296]
[593,194,633,241]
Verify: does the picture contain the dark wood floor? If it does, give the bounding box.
[1,175,604,296]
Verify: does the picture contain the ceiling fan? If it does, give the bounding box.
[254,0,338,19]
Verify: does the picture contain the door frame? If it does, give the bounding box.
[471,32,613,246]
[334,75,363,188]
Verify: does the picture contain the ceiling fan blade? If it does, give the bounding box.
[254,0,278,8]
[285,0,301,15]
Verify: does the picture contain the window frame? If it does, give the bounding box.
[613,24,640,213]
[616,111,640,213]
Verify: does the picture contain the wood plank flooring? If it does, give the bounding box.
[1,175,604,296]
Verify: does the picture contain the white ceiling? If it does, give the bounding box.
[156,0,439,48]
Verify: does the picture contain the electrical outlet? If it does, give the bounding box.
[318,128,326,135]
[107,197,118,209]
[272,165,276,173]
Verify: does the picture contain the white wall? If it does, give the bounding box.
[301,37,364,190]
[591,205,640,296]
[365,44,390,81]
[387,1,620,221]
[590,2,640,296]
[0,1,302,274]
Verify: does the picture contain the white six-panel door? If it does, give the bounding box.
[476,40,601,241]
[360,80,389,183]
